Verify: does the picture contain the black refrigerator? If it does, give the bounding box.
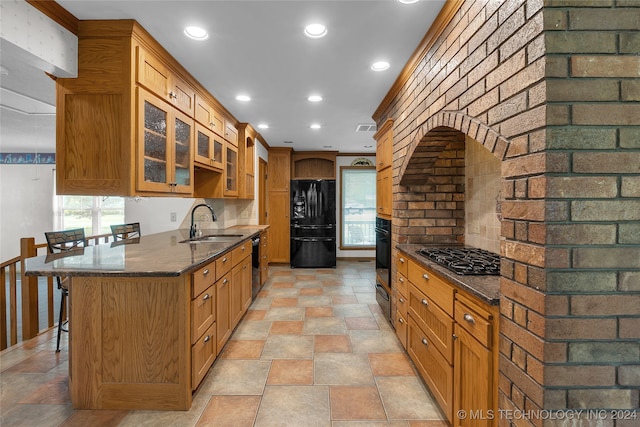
[290,179,336,268]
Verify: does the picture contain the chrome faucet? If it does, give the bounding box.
[190,203,217,239]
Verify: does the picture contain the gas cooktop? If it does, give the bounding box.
[416,247,500,276]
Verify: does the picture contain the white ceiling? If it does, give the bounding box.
[1,0,446,154]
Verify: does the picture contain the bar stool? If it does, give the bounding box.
[44,228,86,352]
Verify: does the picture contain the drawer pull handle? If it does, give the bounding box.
[202,293,210,301]
[223,257,228,263]
[399,277,404,283]
[203,269,210,276]
[398,317,404,324]
[421,338,429,346]
[223,278,228,284]
[421,299,428,306]
[242,246,246,251]
[399,298,405,303]
[422,273,429,280]
[452,334,458,340]
[203,335,211,343]
[464,313,476,325]
[399,257,405,263]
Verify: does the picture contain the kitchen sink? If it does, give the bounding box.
[179,234,243,243]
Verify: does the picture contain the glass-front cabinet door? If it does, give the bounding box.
[138,88,193,194]
[194,124,223,171]
[224,144,238,196]
[172,108,193,194]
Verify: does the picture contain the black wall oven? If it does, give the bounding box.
[375,217,391,323]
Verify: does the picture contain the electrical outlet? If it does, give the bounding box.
[170,212,177,222]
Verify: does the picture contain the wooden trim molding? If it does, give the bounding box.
[372,0,464,122]
[26,0,79,35]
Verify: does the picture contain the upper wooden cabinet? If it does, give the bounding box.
[137,46,195,117]
[374,119,393,219]
[375,119,393,171]
[237,124,256,200]
[137,88,193,194]
[55,20,243,197]
[194,95,224,136]
[291,152,337,179]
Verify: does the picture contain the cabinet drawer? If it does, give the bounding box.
[408,259,454,314]
[409,283,454,363]
[215,252,233,280]
[407,320,453,423]
[192,323,216,390]
[232,240,251,265]
[396,288,408,317]
[397,253,408,277]
[396,312,408,349]
[396,272,408,298]
[455,293,493,348]
[191,284,215,344]
[192,262,216,298]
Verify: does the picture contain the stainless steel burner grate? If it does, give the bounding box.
[416,247,500,275]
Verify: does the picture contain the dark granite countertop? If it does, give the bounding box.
[25,226,268,278]
[396,244,500,305]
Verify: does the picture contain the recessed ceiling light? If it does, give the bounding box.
[235,94,251,102]
[310,123,321,129]
[184,26,208,40]
[258,123,269,129]
[370,61,390,72]
[304,23,327,38]
[307,95,323,102]
[397,0,420,4]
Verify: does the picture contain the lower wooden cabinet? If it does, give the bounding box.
[408,318,453,420]
[216,273,232,354]
[400,250,498,427]
[191,323,216,388]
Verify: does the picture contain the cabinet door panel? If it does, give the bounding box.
[408,319,453,423]
[137,47,170,99]
[453,324,493,427]
[138,90,170,192]
[216,274,231,353]
[172,109,194,194]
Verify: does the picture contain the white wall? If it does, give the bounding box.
[0,165,56,259]
[336,155,376,259]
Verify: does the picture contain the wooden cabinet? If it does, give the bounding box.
[231,240,252,327]
[191,261,216,389]
[55,20,244,198]
[291,151,337,179]
[237,123,256,200]
[224,144,239,197]
[400,250,498,426]
[194,123,224,171]
[394,254,409,348]
[268,148,292,263]
[376,167,392,217]
[215,272,232,354]
[137,46,195,116]
[137,88,194,194]
[194,95,224,136]
[453,293,498,427]
[374,119,393,219]
[259,230,269,287]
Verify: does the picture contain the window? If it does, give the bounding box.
[340,166,376,249]
[54,195,125,236]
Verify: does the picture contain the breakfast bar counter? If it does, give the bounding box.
[24,227,267,411]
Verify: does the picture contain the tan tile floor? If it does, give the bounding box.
[0,261,447,426]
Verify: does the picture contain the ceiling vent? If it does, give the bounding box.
[355,123,377,132]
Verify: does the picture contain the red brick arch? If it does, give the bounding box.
[398,111,509,186]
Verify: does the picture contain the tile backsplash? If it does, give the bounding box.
[465,135,501,254]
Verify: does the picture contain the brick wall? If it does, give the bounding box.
[374,0,639,425]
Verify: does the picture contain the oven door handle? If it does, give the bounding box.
[374,228,389,236]
[375,284,390,301]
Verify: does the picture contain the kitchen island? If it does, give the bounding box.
[25,227,267,411]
